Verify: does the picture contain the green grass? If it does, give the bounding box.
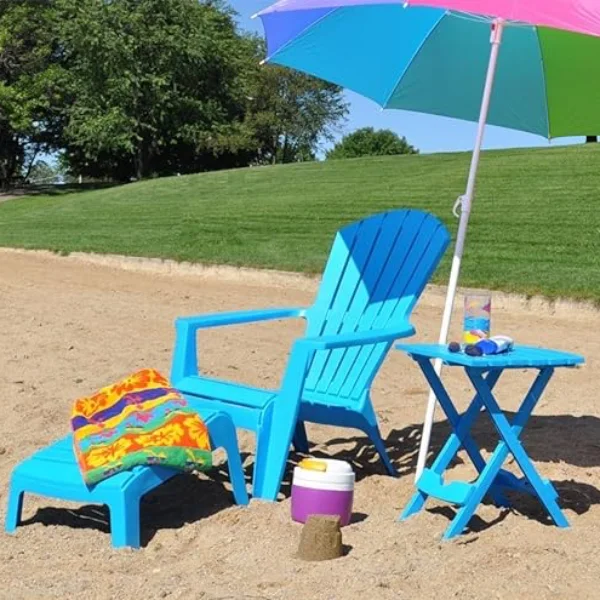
[1,144,599,302]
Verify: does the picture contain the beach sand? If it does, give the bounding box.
[0,250,598,599]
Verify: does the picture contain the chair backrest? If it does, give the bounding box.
[303,209,450,400]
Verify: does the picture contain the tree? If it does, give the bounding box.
[58,0,253,181]
[28,159,56,183]
[243,58,348,165]
[0,1,350,183]
[326,127,418,160]
[0,1,65,188]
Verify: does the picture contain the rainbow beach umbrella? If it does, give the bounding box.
[255,0,600,478]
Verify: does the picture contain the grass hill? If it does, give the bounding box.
[0,144,598,302]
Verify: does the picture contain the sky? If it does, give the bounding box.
[234,0,582,154]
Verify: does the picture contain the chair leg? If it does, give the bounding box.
[292,421,309,454]
[366,424,398,476]
[362,400,398,477]
[208,412,249,506]
[252,410,274,501]
[5,486,24,533]
[252,402,287,502]
[109,496,141,549]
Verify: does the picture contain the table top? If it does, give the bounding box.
[396,343,585,369]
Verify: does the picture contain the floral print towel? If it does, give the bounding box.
[71,369,212,485]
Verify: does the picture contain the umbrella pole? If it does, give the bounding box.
[414,19,505,482]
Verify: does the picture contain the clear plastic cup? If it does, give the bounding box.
[463,294,491,345]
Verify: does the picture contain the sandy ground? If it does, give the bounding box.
[0,250,599,600]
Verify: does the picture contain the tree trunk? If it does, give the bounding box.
[0,131,22,189]
[0,151,9,190]
[586,136,597,143]
[271,134,278,165]
[282,133,289,163]
[134,146,144,180]
[134,138,151,180]
[23,145,40,180]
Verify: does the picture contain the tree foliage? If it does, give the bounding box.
[243,50,348,164]
[0,0,348,186]
[58,0,256,180]
[326,127,418,160]
[28,159,57,183]
[0,0,65,188]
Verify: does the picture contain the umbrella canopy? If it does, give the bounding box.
[260,0,600,39]
[259,4,600,139]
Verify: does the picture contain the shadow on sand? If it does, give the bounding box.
[22,412,600,545]
[274,412,600,534]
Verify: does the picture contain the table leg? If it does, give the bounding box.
[467,367,568,529]
[401,363,508,522]
[443,440,515,539]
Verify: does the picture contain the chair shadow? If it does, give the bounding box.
[277,417,454,497]
[29,412,600,544]
[21,469,243,547]
[272,412,600,525]
[271,420,454,499]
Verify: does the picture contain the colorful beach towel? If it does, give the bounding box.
[71,369,212,485]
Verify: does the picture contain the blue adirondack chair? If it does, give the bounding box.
[171,209,450,501]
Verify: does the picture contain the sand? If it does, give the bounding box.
[0,249,599,600]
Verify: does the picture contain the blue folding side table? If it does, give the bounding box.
[396,343,584,540]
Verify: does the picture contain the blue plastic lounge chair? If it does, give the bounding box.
[5,410,248,548]
[171,209,450,502]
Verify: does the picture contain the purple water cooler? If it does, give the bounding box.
[291,459,355,527]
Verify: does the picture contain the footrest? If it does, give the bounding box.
[417,468,473,506]
[10,435,176,504]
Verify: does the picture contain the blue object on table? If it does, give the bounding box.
[395,343,584,540]
[5,410,249,549]
[171,210,450,501]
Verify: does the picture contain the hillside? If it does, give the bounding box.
[0,144,598,302]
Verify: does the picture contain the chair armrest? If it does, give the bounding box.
[171,307,307,383]
[175,307,307,332]
[298,323,416,351]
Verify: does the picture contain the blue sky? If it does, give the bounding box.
[234,0,582,154]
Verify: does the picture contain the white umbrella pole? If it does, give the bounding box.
[414,19,505,482]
